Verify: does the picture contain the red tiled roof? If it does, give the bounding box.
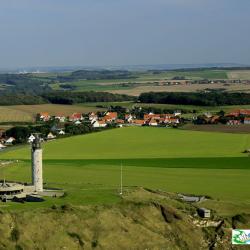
[133,120,144,125]
[71,113,82,119]
[106,112,118,119]
[40,112,49,117]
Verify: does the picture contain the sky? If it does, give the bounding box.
[0,0,249,68]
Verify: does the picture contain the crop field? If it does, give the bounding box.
[0,104,104,123]
[108,82,250,96]
[227,70,250,79]
[1,127,250,215]
[137,69,229,80]
[47,69,250,94]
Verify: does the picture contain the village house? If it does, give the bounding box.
[47,132,56,140]
[58,130,65,135]
[74,120,82,125]
[227,120,241,126]
[116,119,125,124]
[28,134,35,143]
[174,111,182,116]
[144,113,161,121]
[89,112,98,122]
[105,112,118,120]
[133,120,145,126]
[0,142,6,150]
[69,113,83,122]
[5,137,16,145]
[229,109,250,117]
[125,114,134,123]
[55,114,66,123]
[39,112,50,122]
[169,118,180,124]
[92,120,107,128]
[103,112,118,123]
[148,119,158,126]
[244,117,250,125]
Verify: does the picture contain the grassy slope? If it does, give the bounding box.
[1,127,250,159]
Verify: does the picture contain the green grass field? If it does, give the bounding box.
[1,127,250,214]
[1,127,250,159]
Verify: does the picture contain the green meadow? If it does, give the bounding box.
[1,127,250,214]
[1,127,250,159]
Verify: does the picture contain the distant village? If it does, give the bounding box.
[0,107,250,149]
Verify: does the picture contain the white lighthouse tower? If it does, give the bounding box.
[31,134,43,192]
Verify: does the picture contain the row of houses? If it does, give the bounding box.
[89,111,181,128]
[0,132,63,150]
[197,109,250,125]
[0,137,16,150]
[39,112,84,123]
[227,109,250,125]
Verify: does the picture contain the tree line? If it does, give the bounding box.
[0,91,135,105]
[138,92,250,106]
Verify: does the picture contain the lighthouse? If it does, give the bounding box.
[31,134,43,192]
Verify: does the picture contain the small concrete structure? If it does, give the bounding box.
[198,208,211,218]
[0,181,25,201]
[178,194,206,203]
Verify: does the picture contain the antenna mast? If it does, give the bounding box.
[120,161,123,195]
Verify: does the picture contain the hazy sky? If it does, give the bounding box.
[0,0,249,68]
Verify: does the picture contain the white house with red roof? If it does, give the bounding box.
[244,117,250,125]
[55,114,66,123]
[39,112,50,121]
[93,120,107,128]
[148,119,158,126]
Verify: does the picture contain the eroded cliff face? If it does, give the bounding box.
[0,188,248,250]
